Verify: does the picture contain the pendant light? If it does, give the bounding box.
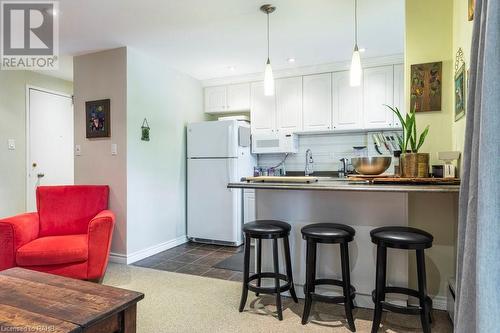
[350,0,362,86]
[261,4,276,96]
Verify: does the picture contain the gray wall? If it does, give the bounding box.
[126,48,205,254]
[73,48,128,255]
[0,71,72,218]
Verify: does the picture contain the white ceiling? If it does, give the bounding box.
[54,0,404,81]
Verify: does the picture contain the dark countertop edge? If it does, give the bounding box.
[227,182,460,193]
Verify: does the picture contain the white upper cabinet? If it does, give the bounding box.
[204,86,227,113]
[392,64,405,127]
[227,83,250,111]
[332,71,363,130]
[276,77,303,133]
[250,81,276,134]
[363,65,394,129]
[204,83,250,113]
[303,73,332,131]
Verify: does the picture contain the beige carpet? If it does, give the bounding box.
[103,263,452,333]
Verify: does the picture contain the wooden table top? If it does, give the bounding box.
[0,268,144,331]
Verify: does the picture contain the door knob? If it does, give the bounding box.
[37,173,45,178]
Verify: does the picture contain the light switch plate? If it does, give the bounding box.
[75,145,81,156]
[7,139,15,150]
[111,144,117,155]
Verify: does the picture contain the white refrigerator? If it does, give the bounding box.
[187,120,255,246]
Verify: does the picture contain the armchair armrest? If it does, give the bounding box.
[0,212,39,270]
[87,210,115,280]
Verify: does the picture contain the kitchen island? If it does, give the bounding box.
[228,178,459,310]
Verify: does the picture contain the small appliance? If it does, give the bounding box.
[251,132,298,154]
[438,151,461,178]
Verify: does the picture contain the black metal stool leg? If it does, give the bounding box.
[272,238,283,320]
[239,235,251,312]
[302,240,315,324]
[283,236,298,303]
[416,249,431,333]
[255,239,262,296]
[371,245,386,333]
[341,242,356,332]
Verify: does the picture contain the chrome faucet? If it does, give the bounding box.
[339,158,348,178]
[305,149,314,176]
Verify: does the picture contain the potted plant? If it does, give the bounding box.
[385,105,430,178]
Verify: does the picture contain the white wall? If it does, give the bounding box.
[73,47,128,255]
[126,49,205,255]
[0,71,72,218]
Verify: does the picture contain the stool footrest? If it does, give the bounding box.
[246,272,292,295]
[371,288,433,315]
[306,278,356,304]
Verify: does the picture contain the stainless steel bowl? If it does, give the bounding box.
[351,157,392,175]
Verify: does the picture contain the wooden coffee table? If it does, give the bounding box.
[0,267,144,332]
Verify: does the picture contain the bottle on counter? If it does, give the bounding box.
[393,150,402,177]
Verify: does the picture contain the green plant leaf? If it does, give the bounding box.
[385,104,405,128]
[417,126,430,151]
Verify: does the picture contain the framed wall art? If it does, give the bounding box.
[410,62,442,112]
[86,99,111,138]
[454,48,466,121]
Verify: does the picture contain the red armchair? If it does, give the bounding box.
[0,185,115,281]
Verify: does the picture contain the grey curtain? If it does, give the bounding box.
[454,0,500,332]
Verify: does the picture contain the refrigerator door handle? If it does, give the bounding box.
[226,158,232,192]
[227,125,233,158]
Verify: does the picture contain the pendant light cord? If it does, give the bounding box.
[267,12,270,61]
[354,0,358,47]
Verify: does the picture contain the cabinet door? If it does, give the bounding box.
[393,64,405,128]
[276,77,302,133]
[332,71,363,130]
[243,189,256,224]
[363,66,394,128]
[227,83,250,111]
[250,81,276,134]
[205,86,227,113]
[303,73,332,131]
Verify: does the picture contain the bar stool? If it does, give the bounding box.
[370,226,433,333]
[239,220,298,320]
[301,223,356,331]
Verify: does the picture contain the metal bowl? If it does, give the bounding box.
[351,157,392,175]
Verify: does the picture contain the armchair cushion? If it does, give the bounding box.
[16,234,88,266]
[37,185,109,237]
[0,213,39,270]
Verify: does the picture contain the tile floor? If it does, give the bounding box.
[133,241,244,281]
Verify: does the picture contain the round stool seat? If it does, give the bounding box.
[301,223,355,243]
[243,220,291,239]
[370,226,433,249]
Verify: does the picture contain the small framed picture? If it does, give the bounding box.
[454,64,466,121]
[86,99,110,138]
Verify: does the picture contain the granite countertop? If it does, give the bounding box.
[228,178,460,193]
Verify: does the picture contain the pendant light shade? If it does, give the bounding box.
[350,0,362,87]
[350,46,362,86]
[261,4,276,96]
[264,59,274,96]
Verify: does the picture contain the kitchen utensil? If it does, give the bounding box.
[372,134,383,155]
[351,156,392,175]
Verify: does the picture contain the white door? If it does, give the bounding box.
[204,86,227,113]
[303,73,332,131]
[187,120,237,158]
[187,158,241,244]
[333,71,363,130]
[250,81,276,135]
[27,88,74,211]
[363,66,394,129]
[227,83,250,111]
[243,189,256,224]
[276,77,302,134]
[393,64,405,128]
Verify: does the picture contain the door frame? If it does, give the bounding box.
[25,85,73,210]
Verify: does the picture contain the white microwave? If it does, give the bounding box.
[251,132,298,154]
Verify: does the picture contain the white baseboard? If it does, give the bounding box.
[109,236,188,265]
